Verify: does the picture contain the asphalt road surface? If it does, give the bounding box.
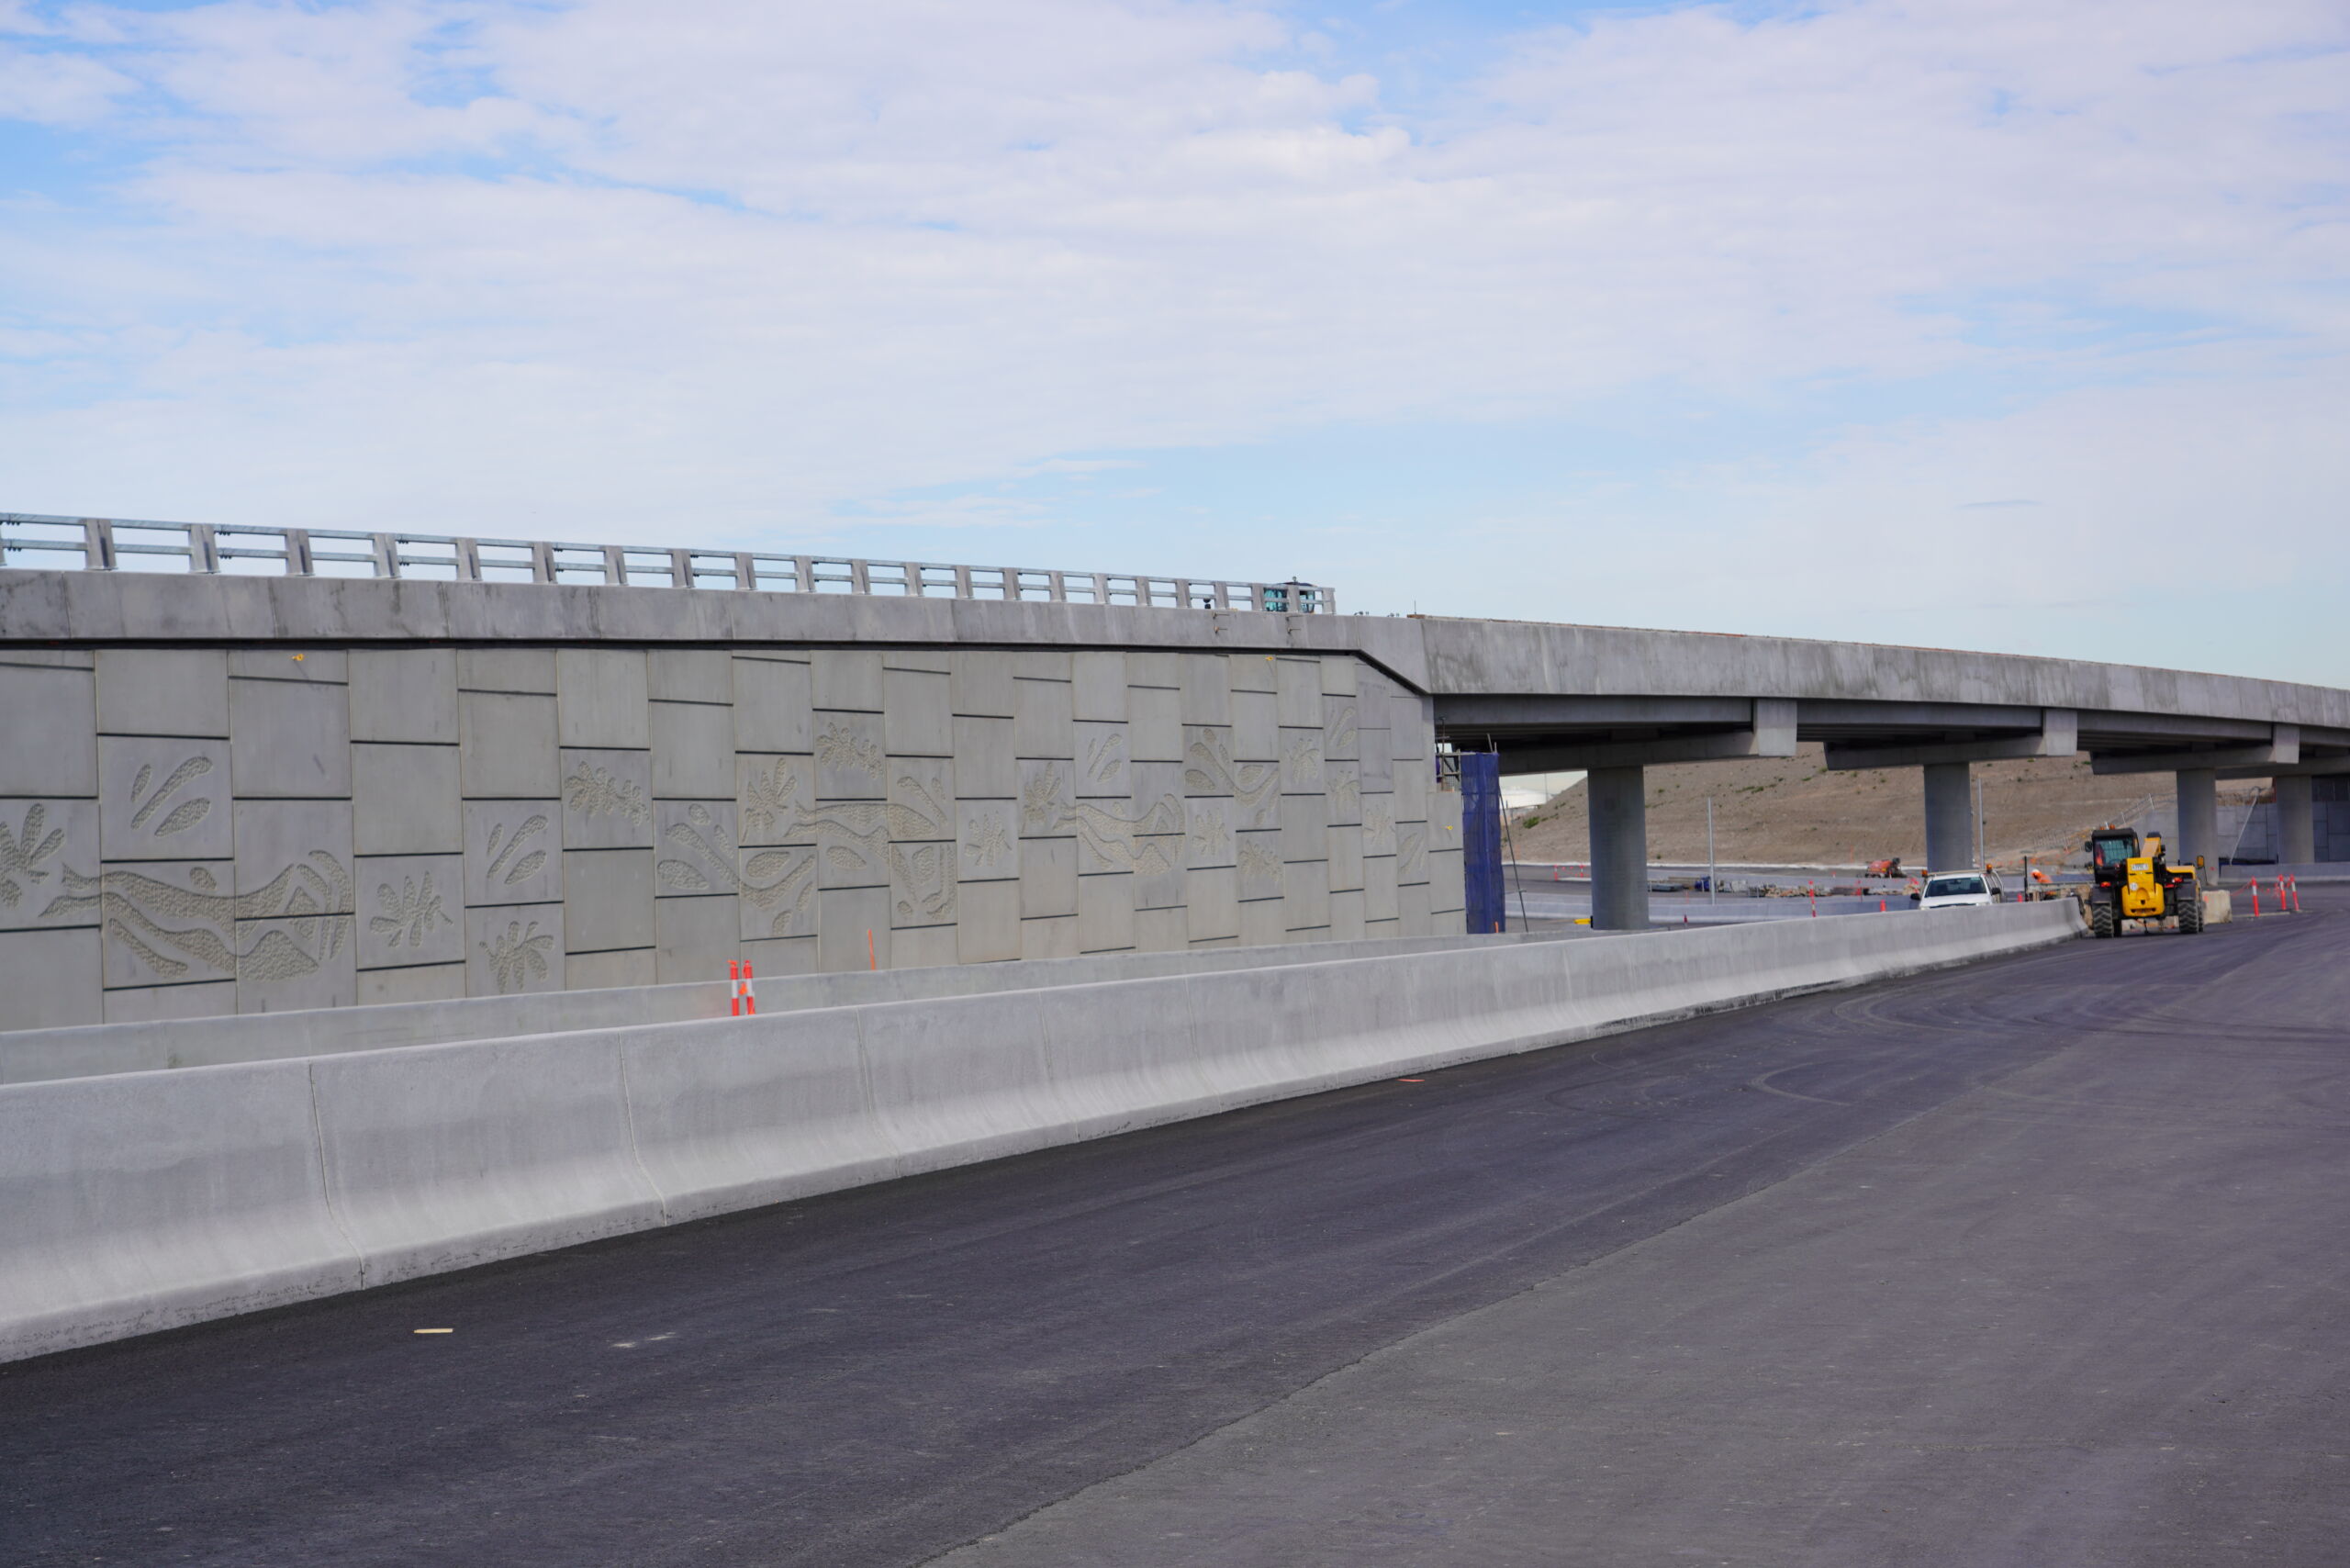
[7,892,2345,1567]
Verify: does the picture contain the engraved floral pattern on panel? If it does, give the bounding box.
[370,871,453,951]
[564,760,651,827]
[0,802,65,911]
[44,855,353,982]
[480,917,555,993]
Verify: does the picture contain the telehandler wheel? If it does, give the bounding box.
[2090,902,2115,938]
[2177,889,2204,934]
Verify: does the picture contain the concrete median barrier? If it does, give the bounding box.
[0,903,2079,1361]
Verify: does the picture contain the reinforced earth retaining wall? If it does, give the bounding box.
[0,902,2079,1362]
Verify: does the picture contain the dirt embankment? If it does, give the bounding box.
[1505,744,2264,870]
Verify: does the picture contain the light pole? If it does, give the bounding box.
[1707,796,1717,905]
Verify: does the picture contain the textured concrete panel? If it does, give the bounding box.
[740,934,818,979]
[1184,798,1235,868]
[1393,759,1428,825]
[1395,818,1430,887]
[1020,913,1079,961]
[1076,872,1134,953]
[1014,677,1074,760]
[1364,916,1401,940]
[813,711,887,801]
[951,652,1016,719]
[1328,823,1366,894]
[1186,866,1238,942]
[229,678,350,800]
[102,979,235,1025]
[1284,859,1332,931]
[736,755,814,846]
[1358,724,1393,793]
[1018,760,1073,836]
[1134,905,1186,954]
[1013,650,1073,682]
[459,692,557,799]
[1021,836,1078,918]
[1280,793,1328,863]
[1325,761,1361,827]
[229,649,344,682]
[563,849,654,953]
[884,668,953,757]
[1238,895,1286,947]
[881,648,952,674]
[737,844,818,940]
[1132,836,1186,912]
[1363,853,1400,922]
[1231,651,1279,692]
[349,649,457,744]
[1427,848,1466,915]
[464,902,565,995]
[1072,722,1130,797]
[1323,691,1360,762]
[812,650,883,712]
[886,756,956,844]
[1360,791,1397,857]
[463,800,561,907]
[888,840,958,930]
[99,737,232,861]
[456,648,554,694]
[1280,728,1324,794]
[654,801,739,898]
[953,716,1016,800]
[1390,693,1433,759]
[1276,658,1322,728]
[561,748,654,850]
[1231,690,1278,762]
[890,923,957,971]
[352,743,460,857]
[95,649,227,738]
[957,879,1020,963]
[0,664,96,798]
[1130,686,1181,764]
[1430,787,1464,841]
[556,649,650,749]
[648,649,731,705]
[0,798,97,932]
[95,861,230,988]
[957,799,1021,882]
[233,800,354,912]
[819,886,890,972]
[655,893,740,984]
[0,927,101,1030]
[1131,761,1184,816]
[565,946,654,991]
[0,649,91,670]
[1071,652,1125,722]
[354,855,464,969]
[733,655,814,754]
[235,914,355,1014]
[1321,656,1359,696]
[356,961,465,1007]
[1181,654,1231,725]
[813,810,888,890]
[1236,829,1282,902]
[1329,886,1367,940]
[652,701,733,801]
[1128,652,1180,690]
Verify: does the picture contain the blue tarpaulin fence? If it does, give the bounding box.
[1459,751,1505,935]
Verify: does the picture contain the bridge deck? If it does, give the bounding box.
[5,895,2344,1567]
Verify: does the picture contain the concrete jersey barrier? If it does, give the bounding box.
[0,902,2079,1361]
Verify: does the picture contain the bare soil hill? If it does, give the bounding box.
[1505,744,2266,871]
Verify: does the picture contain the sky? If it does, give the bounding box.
[3,0,2346,685]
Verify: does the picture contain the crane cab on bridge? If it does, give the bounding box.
[2085,826,2203,938]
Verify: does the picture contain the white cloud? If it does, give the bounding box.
[0,0,2344,678]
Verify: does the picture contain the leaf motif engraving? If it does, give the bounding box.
[153,799,211,836]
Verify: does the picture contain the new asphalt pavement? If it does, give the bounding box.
[6,891,2344,1566]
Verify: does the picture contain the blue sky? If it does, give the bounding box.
[4,0,2347,682]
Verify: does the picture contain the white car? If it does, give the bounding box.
[1916,870,2002,910]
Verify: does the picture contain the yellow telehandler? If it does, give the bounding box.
[2083,826,2203,938]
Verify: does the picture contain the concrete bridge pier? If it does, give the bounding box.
[1586,767,1650,931]
[2275,775,2316,866]
[2176,767,2219,879]
[1921,761,1975,873]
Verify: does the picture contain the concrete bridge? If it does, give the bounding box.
[4,518,2346,1029]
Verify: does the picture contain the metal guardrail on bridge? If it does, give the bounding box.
[0,511,1336,614]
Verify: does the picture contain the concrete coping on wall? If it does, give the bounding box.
[0,928,1579,1085]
